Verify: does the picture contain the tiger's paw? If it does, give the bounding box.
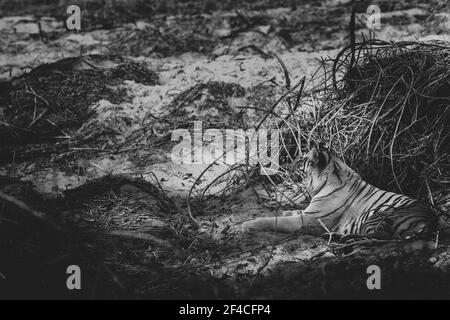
[240,217,273,232]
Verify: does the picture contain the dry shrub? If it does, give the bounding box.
[0,55,158,162]
[310,40,450,199]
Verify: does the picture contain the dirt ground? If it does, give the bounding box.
[0,0,449,299]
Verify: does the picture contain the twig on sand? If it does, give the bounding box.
[0,191,62,230]
[106,230,176,251]
[273,52,291,90]
[318,219,333,245]
[255,78,305,131]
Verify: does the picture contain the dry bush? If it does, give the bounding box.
[309,40,449,199]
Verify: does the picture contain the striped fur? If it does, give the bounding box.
[242,147,437,239]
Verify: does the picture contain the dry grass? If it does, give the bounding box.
[0,174,228,298]
[0,55,158,163]
[310,40,449,199]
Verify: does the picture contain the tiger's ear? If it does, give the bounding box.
[317,149,330,170]
[307,148,320,166]
[308,148,330,169]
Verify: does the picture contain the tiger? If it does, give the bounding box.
[241,147,438,240]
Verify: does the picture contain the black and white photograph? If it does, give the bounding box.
[0,0,449,302]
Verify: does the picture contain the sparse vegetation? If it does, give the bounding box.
[0,0,449,299]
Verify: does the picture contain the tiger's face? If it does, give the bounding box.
[289,147,342,196]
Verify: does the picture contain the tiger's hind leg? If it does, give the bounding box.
[339,215,394,243]
[339,233,389,244]
[359,203,437,240]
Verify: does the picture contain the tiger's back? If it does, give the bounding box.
[321,173,436,239]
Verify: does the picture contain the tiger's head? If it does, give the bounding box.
[289,147,358,196]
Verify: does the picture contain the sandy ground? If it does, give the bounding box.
[1,0,449,298]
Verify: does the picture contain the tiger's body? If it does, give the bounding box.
[242,148,437,239]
